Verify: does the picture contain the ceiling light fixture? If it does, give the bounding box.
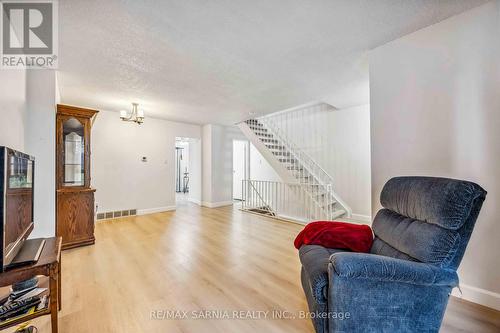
[120,103,144,124]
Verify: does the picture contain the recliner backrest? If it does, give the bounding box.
[370,176,486,269]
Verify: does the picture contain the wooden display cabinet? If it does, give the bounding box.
[55,105,98,250]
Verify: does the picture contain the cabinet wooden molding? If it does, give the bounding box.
[55,104,98,250]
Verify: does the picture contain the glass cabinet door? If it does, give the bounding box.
[63,117,85,187]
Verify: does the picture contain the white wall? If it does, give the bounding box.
[249,143,282,182]
[370,1,500,310]
[188,139,202,204]
[211,125,246,204]
[0,70,26,151]
[0,68,57,239]
[25,71,57,238]
[325,105,371,219]
[201,124,247,206]
[202,125,213,204]
[92,110,201,214]
[0,29,26,151]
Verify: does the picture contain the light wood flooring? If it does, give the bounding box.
[5,202,499,332]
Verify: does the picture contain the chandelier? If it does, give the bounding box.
[120,103,144,124]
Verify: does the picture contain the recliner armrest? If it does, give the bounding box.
[329,252,458,287]
[299,245,347,304]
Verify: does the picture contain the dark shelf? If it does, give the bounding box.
[0,307,51,330]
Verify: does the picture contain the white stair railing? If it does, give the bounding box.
[244,117,351,218]
[244,179,275,216]
[263,117,350,214]
[239,102,352,220]
[241,180,346,223]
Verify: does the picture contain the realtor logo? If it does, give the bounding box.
[1,0,58,69]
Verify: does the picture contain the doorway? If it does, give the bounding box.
[175,137,201,206]
[233,140,249,201]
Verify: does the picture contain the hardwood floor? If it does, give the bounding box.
[7,203,499,332]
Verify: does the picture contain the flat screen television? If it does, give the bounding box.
[0,146,35,272]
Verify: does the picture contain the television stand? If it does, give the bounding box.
[0,237,61,333]
[7,238,46,269]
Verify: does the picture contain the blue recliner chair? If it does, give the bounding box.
[299,176,486,333]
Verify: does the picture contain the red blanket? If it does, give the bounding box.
[294,221,373,252]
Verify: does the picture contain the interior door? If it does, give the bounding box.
[233,140,247,200]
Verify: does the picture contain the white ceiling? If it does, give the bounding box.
[58,0,487,125]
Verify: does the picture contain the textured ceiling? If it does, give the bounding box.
[58,0,488,125]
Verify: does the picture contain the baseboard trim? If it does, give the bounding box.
[201,201,234,208]
[351,214,372,223]
[277,214,308,224]
[137,206,176,215]
[187,198,201,205]
[452,283,500,311]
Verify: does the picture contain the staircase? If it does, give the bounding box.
[237,112,351,222]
